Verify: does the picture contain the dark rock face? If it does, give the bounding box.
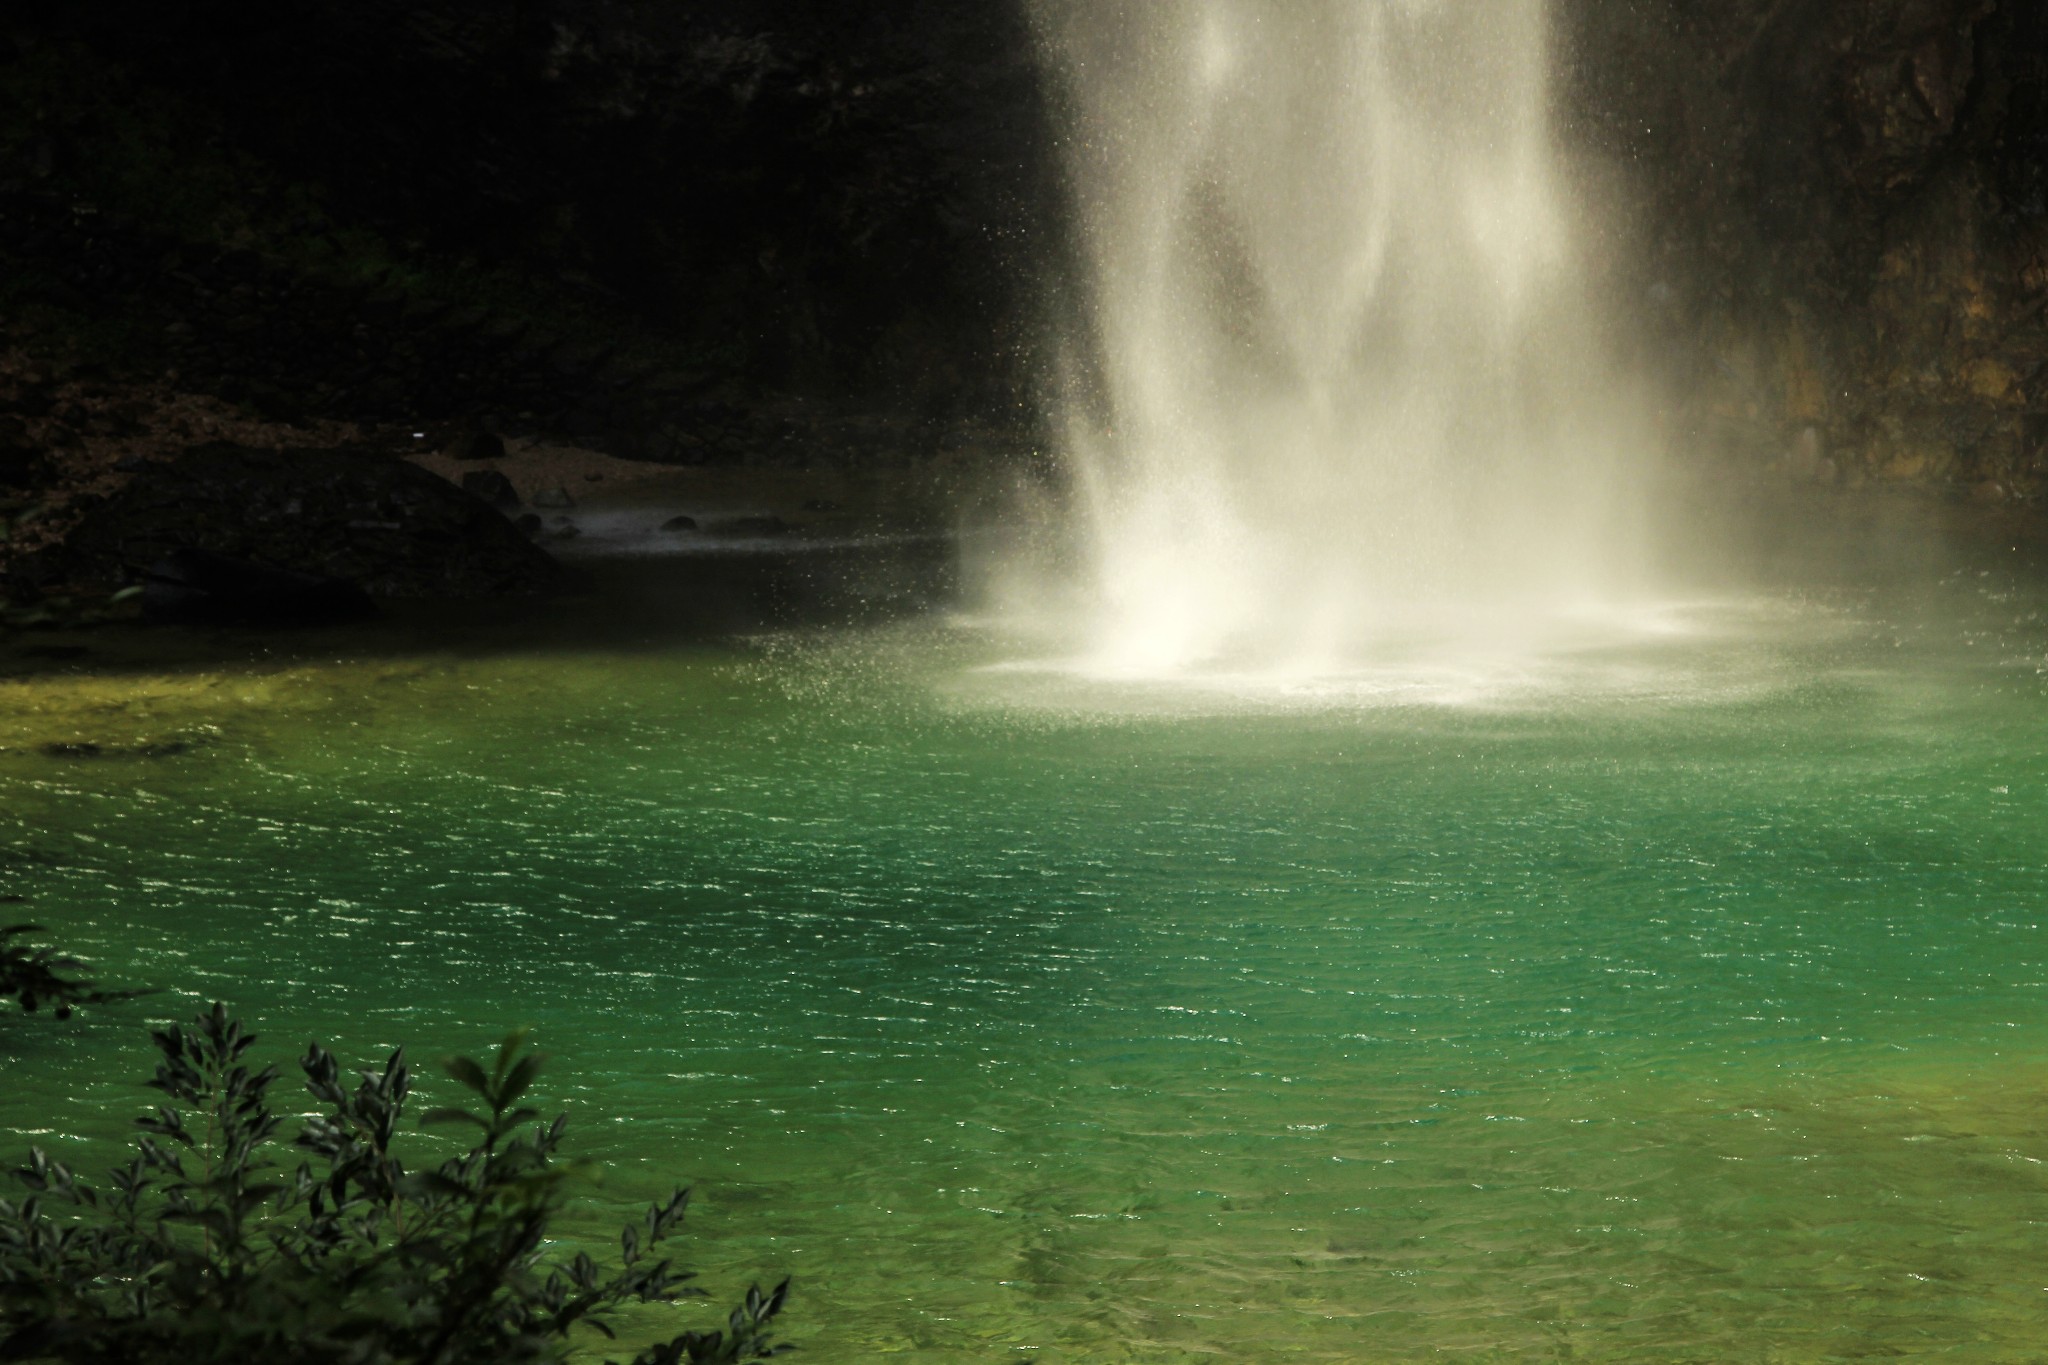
[460,468,520,510]
[0,0,2038,508]
[1827,1,1994,202]
[1563,0,2048,498]
[37,443,563,597]
[140,547,378,627]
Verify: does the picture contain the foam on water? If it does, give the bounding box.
[959,595,1853,716]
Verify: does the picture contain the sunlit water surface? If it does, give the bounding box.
[4,570,2048,1361]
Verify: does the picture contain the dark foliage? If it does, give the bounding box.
[0,0,1051,400]
[0,924,138,1020]
[0,1004,790,1364]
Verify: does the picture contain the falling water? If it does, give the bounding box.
[1024,0,1656,678]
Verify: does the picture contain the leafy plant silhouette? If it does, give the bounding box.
[0,1004,789,1364]
[0,923,142,1021]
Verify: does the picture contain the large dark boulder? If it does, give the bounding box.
[460,468,521,510]
[140,548,378,627]
[37,442,563,597]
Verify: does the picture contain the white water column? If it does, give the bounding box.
[1030,0,1653,676]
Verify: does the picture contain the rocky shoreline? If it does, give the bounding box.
[4,0,2046,672]
[0,267,1029,646]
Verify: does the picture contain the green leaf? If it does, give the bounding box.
[500,1053,543,1105]
[491,1028,534,1083]
[443,1055,490,1097]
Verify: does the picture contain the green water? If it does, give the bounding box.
[4,568,2048,1361]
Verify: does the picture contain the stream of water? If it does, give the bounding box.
[1021,0,1653,678]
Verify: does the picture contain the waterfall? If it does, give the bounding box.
[1024,0,1654,678]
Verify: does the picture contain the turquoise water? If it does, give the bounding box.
[4,565,2048,1360]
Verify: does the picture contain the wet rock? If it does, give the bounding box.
[461,469,521,510]
[659,514,698,532]
[530,485,576,509]
[514,512,543,537]
[1961,358,2021,404]
[31,443,562,597]
[1834,4,1994,198]
[545,517,581,540]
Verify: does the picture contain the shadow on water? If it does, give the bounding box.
[0,533,961,682]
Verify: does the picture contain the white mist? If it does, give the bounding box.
[1018,0,1657,680]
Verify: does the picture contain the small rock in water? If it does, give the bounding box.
[659,514,698,532]
[447,430,506,461]
[530,485,576,509]
[40,742,103,759]
[461,469,521,510]
[546,517,581,540]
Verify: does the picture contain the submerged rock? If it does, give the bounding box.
[34,737,197,760]
[659,514,698,532]
[39,741,102,758]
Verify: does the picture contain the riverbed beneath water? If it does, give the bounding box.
[3,515,2047,1361]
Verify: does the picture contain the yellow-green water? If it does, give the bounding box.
[3,568,2048,1360]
